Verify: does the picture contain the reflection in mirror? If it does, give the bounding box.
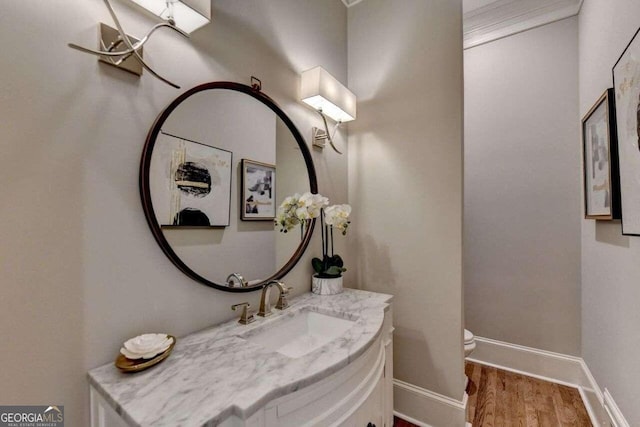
[141,83,316,292]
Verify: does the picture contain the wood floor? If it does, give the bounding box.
[394,362,592,427]
[466,362,591,426]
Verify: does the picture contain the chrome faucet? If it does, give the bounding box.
[226,273,247,288]
[258,280,291,317]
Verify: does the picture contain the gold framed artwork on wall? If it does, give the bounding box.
[582,88,621,220]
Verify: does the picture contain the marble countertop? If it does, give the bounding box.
[88,288,393,427]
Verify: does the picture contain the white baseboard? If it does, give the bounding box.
[393,379,466,427]
[579,358,604,403]
[466,336,613,427]
[467,336,590,388]
[604,388,630,427]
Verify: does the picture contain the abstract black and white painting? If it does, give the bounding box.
[613,27,640,235]
[582,89,620,220]
[150,131,232,227]
[241,159,276,221]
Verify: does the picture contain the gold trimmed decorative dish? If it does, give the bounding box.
[115,335,176,373]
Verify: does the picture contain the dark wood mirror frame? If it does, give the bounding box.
[139,82,318,292]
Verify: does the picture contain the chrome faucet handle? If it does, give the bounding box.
[226,273,247,288]
[275,286,293,310]
[231,302,255,325]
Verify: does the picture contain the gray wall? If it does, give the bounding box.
[579,0,640,424]
[464,17,582,355]
[0,0,348,425]
[348,0,465,424]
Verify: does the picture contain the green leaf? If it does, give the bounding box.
[325,266,345,276]
[329,255,344,268]
[311,257,324,274]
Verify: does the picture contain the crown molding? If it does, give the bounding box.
[464,0,582,49]
[342,0,582,49]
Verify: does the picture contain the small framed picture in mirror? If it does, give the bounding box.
[582,88,621,220]
[241,159,276,221]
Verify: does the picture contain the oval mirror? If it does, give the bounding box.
[140,82,317,292]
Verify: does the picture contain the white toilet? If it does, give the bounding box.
[464,329,476,357]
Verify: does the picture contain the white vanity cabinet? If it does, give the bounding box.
[222,306,393,427]
[89,290,393,427]
[90,388,130,427]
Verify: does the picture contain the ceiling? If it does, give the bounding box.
[343,0,583,50]
[463,0,583,48]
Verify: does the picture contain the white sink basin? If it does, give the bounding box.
[240,309,356,358]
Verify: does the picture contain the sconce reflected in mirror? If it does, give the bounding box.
[300,66,357,154]
[68,0,211,89]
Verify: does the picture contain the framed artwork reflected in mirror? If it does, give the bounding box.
[241,159,276,221]
[151,131,232,227]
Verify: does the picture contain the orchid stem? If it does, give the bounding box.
[331,227,334,257]
[320,209,326,258]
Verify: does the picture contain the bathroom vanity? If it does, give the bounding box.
[88,289,393,426]
[91,80,394,426]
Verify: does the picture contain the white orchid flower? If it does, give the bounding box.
[295,207,311,220]
[276,192,328,232]
[324,204,351,233]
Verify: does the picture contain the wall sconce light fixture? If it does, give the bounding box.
[128,0,210,34]
[68,0,211,89]
[300,66,356,154]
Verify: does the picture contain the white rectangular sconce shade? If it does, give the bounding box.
[128,0,210,33]
[301,66,356,123]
